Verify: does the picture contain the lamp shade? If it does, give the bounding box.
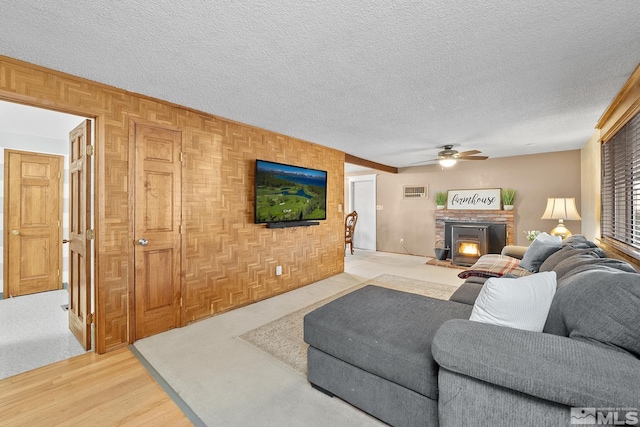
[541,198,582,220]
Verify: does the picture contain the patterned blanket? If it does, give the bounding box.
[458,254,532,279]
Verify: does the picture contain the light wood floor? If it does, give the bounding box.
[0,347,192,426]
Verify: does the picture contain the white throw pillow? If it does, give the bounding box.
[469,272,557,332]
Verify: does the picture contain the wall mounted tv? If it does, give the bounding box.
[255,159,327,225]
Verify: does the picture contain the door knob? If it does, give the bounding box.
[137,238,149,246]
[11,229,19,235]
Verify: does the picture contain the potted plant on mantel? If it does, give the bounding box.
[435,191,447,209]
[502,188,516,210]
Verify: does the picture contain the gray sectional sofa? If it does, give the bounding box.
[303,235,640,426]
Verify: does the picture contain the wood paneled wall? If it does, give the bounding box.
[0,55,345,353]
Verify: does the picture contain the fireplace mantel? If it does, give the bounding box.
[435,209,514,247]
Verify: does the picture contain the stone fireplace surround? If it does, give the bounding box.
[435,209,515,257]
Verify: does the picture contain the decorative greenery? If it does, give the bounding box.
[501,188,516,205]
[435,191,447,206]
[525,230,541,242]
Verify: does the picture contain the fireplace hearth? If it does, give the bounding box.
[451,225,489,266]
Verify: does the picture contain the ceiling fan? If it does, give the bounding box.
[414,145,488,167]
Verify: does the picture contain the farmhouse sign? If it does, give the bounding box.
[447,188,501,210]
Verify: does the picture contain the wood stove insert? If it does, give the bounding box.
[451,224,489,266]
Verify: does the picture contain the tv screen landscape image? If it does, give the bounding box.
[255,160,327,224]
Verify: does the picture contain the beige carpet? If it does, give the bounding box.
[239,274,459,376]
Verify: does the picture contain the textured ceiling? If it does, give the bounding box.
[1,1,639,168]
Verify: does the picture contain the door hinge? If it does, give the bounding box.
[86,229,95,240]
[179,224,183,235]
[86,145,95,156]
[180,152,184,162]
[180,297,183,307]
[87,313,94,324]
[58,269,60,277]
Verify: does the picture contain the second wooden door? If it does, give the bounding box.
[4,150,62,298]
[133,122,182,339]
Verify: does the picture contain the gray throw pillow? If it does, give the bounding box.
[539,245,606,272]
[519,239,562,273]
[560,234,592,247]
[543,269,640,357]
[552,252,621,282]
[556,263,638,287]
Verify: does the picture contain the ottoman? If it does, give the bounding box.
[303,285,472,426]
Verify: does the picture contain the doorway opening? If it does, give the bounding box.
[348,173,378,252]
[0,100,95,379]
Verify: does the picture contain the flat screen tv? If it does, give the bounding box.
[255,159,327,224]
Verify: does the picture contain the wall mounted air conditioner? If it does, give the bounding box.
[403,185,428,199]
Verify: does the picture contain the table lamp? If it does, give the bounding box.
[541,198,582,238]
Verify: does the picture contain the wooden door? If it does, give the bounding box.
[68,120,93,350]
[133,123,182,339]
[4,151,62,297]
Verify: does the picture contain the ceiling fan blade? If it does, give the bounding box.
[456,150,481,157]
[459,155,488,161]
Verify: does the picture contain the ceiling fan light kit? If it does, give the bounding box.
[439,158,457,167]
[413,145,489,167]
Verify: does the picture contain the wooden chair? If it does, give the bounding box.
[345,211,358,255]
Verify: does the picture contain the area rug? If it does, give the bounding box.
[239,274,459,377]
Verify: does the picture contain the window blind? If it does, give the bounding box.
[601,112,640,255]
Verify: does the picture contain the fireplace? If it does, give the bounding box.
[451,225,489,266]
[444,221,507,256]
[434,209,514,261]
